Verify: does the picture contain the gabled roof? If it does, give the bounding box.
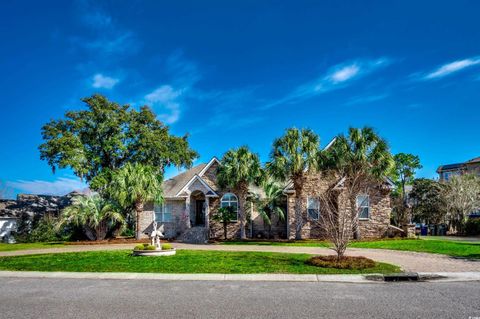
[162,157,221,198]
[467,157,480,164]
[162,163,207,198]
[436,163,465,173]
[175,174,219,198]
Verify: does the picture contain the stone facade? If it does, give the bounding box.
[139,157,392,241]
[285,171,392,240]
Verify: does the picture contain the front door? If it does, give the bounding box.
[195,200,205,226]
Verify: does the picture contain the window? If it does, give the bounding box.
[221,193,238,221]
[356,195,370,219]
[443,172,451,181]
[307,197,320,220]
[154,203,173,222]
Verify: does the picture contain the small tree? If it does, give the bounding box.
[318,191,358,261]
[107,163,163,239]
[409,178,447,225]
[212,206,237,240]
[390,153,422,226]
[248,180,285,238]
[443,174,480,234]
[217,146,264,239]
[57,195,124,241]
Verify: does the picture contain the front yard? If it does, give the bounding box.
[0,250,400,274]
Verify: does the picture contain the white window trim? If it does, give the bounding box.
[154,203,173,223]
[356,194,370,220]
[307,197,320,221]
[220,193,239,222]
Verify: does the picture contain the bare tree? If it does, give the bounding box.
[443,174,480,234]
[318,189,359,261]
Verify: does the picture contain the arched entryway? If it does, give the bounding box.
[190,190,206,227]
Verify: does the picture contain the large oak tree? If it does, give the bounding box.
[39,94,198,191]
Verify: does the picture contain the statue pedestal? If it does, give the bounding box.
[132,248,176,256]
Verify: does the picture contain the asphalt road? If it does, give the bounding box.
[1,278,479,319]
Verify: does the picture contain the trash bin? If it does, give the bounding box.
[421,226,428,236]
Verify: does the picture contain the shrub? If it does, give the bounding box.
[28,215,61,242]
[134,244,145,251]
[145,245,156,250]
[161,243,173,250]
[465,219,480,236]
[306,255,376,269]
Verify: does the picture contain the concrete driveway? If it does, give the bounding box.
[1,242,479,272]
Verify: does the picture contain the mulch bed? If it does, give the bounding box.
[306,255,376,269]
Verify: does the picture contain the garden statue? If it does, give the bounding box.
[150,222,165,250]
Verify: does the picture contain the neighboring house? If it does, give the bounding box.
[138,157,394,241]
[437,157,480,181]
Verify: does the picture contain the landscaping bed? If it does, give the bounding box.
[0,250,400,274]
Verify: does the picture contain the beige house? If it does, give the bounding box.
[437,157,480,181]
[138,157,394,242]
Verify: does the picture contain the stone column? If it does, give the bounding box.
[205,197,210,238]
[185,193,191,229]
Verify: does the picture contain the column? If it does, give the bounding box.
[185,193,191,229]
[205,197,210,238]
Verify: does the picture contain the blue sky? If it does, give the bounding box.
[1,0,479,197]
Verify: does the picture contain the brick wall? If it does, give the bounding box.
[286,171,391,240]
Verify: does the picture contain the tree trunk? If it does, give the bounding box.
[95,220,108,241]
[293,175,304,240]
[350,195,361,240]
[223,221,228,240]
[237,182,249,240]
[83,226,96,241]
[135,199,144,240]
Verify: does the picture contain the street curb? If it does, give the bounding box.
[1,271,480,283]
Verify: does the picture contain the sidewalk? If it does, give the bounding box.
[0,270,479,283]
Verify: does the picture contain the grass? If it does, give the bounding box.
[0,250,400,274]
[0,242,65,252]
[221,238,480,259]
[350,239,480,259]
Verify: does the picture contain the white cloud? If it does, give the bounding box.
[329,64,360,83]
[262,57,391,109]
[144,85,183,124]
[92,74,119,89]
[7,177,87,196]
[423,57,480,80]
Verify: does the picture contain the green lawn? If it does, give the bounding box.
[350,239,480,259]
[221,239,480,259]
[0,242,65,252]
[0,250,400,274]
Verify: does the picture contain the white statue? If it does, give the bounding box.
[150,221,165,250]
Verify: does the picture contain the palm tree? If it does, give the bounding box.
[248,180,285,239]
[108,162,163,239]
[321,126,393,239]
[267,127,320,239]
[217,146,264,239]
[57,195,124,241]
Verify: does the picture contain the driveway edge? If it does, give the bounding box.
[1,271,479,283]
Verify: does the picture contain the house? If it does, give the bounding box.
[437,157,480,181]
[138,157,394,242]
